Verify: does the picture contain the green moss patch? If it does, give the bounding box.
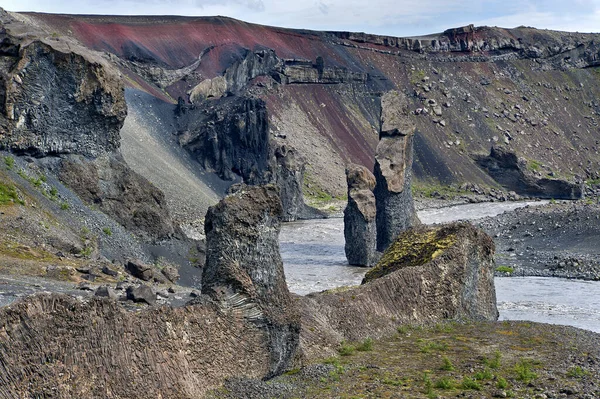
[364,226,457,283]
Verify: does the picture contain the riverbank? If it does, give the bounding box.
[210,320,600,399]
[476,201,600,280]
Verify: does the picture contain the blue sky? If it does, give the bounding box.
[3,0,600,36]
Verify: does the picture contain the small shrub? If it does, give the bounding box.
[514,359,537,382]
[420,341,448,353]
[497,376,508,389]
[483,350,502,369]
[0,183,24,205]
[440,356,454,371]
[434,377,455,389]
[356,337,373,352]
[338,342,355,356]
[102,227,112,236]
[461,376,482,390]
[4,156,14,170]
[495,266,514,274]
[397,325,409,335]
[566,366,587,378]
[79,246,93,258]
[474,367,493,381]
[60,202,69,210]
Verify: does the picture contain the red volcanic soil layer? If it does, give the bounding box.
[26,13,371,75]
[265,84,378,169]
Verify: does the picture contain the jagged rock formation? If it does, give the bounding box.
[0,37,126,157]
[176,94,320,220]
[201,184,300,377]
[344,163,378,266]
[299,222,498,360]
[59,154,178,240]
[0,185,300,397]
[374,91,419,252]
[476,145,584,199]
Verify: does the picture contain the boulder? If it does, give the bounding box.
[161,264,180,283]
[126,285,156,305]
[125,258,153,281]
[374,91,420,252]
[95,286,118,300]
[344,164,379,266]
[299,222,498,360]
[201,184,300,377]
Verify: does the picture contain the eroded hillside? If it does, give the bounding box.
[14,13,600,207]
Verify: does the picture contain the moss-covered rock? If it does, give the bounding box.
[363,224,459,283]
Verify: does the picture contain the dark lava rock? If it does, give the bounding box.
[59,154,179,240]
[374,91,420,252]
[95,286,117,300]
[101,265,119,277]
[344,163,378,266]
[201,184,300,377]
[125,258,153,281]
[161,264,180,283]
[126,285,156,305]
[476,145,583,200]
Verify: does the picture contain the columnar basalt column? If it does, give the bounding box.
[344,163,378,266]
[374,90,420,252]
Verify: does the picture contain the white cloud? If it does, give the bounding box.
[2,0,599,35]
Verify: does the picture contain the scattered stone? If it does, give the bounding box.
[125,258,153,281]
[95,286,117,300]
[101,265,118,277]
[161,265,179,283]
[126,285,156,305]
[77,282,93,291]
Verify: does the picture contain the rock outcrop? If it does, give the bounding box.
[344,163,378,266]
[0,184,302,397]
[299,222,498,360]
[476,145,583,200]
[58,154,178,240]
[201,184,300,377]
[0,39,126,157]
[374,91,419,252]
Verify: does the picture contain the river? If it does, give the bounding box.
[280,201,600,333]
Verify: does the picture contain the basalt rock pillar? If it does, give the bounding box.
[202,184,300,377]
[344,164,378,266]
[374,91,420,252]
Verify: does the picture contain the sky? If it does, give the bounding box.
[3,0,600,37]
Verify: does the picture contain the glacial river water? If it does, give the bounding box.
[280,201,600,333]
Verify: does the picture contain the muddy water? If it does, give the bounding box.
[281,201,600,333]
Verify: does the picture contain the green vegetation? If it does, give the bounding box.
[364,225,457,282]
[337,342,356,356]
[566,366,588,378]
[483,350,502,369]
[473,367,493,381]
[355,337,373,352]
[410,69,427,85]
[60,202,70,210]
[586,178,600,186]
[0,183,24,205]
[527,159,542,172]
[514,359,537,382]
[4,156,14,170]
[497,376,509,389]
[102,227,112,236]
[434,376,455,389]
[419,340,448,353]
[461,376,482,390]
[412,181,470,199]
[440,356,454,371]
[495,265,514,274]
